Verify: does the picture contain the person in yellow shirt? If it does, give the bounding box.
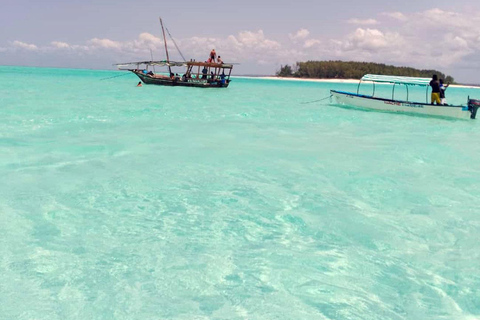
[429,74,441,105]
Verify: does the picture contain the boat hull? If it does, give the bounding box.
[135,72,230,88]
[331,90,474,120]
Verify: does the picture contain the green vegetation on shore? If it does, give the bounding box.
[277,61,455,83]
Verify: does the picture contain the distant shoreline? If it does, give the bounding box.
[237,76,480,89]
[237,75,358,84]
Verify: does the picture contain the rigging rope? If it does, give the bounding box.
[165,27,187,62]
[99,72,132,81]
[300,94,333,104]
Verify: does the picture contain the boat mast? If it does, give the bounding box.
[159,17,171,75]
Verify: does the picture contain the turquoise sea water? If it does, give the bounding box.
[1,66,480,319]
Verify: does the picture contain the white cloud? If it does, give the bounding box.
[346,19,378,25]
[381,12,408,21]
[324,27,410,65]
[12,40,38,51]
[135,32,163,48]
[309,9,480,72]
[235,30,280,49]
[449,35,469,49]
[289,28,310,40]
[178,30,283,65]
[88,38,122,49]
[51,41,70,49]
[138,32,162,44]
[344,28,390,50]
[397,9,480,67]
[304,39,321,48]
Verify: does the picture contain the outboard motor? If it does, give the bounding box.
[468,98,480,119]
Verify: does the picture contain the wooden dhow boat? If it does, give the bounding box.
[331,74,480,119]
[116,60,233,88]
[114,18,233,88]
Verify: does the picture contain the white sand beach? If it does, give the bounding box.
[242,76,480,89]
[238,76,359,84]
[258,76,359,84]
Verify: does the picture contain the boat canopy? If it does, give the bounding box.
[114,60,233,69]
[186,61,233,69]
[356,74,434,102]
[361,74,431,86]
[114,60,187,67]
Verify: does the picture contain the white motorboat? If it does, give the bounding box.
[330,74,480,119]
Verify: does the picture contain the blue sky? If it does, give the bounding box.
[2,0,480,83]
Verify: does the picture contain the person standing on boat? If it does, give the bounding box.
[439,79,449,105]
[217,56,223,64]
[209,49,216,63]
[429,74,441,105]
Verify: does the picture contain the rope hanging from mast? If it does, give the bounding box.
[165,27,187,62]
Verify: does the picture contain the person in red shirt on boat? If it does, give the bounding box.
[429,74,441,105]
[209,49,216,63]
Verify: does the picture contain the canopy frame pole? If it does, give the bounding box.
[150,49,156,73]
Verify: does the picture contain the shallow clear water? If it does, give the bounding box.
[1,66,480,319]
